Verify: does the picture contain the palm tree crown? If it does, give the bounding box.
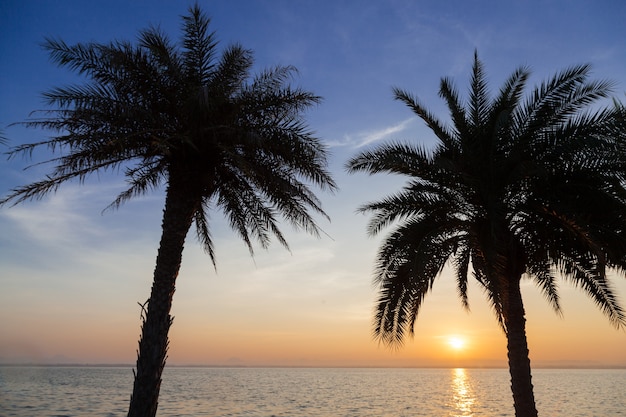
[347,52,626,417]
[3,5,335,261]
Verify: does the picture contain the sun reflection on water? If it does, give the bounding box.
[450,368,476,417]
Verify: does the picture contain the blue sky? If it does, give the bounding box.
[1,0,626,366]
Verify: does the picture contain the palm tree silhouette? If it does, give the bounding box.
[2,5,335,416]
[347,52,626,417]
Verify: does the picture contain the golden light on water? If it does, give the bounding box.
[450,368,475,416]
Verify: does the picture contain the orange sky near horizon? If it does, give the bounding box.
[3,228,625,369]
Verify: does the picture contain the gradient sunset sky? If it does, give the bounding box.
[1,0,626,368]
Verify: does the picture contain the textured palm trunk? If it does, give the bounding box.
[127,177,197,417]
[504,279,538,417]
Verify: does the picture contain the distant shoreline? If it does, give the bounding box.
[1,363,625,369]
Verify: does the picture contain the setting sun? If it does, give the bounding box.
[448,336,466,350]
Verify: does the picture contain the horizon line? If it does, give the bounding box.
[2,363,625,370]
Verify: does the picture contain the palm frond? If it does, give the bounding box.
[104,160,166,212]
[358,179,467,237]
[346,141,433,177]
[372,217,463,346]
[204,44,253,100]
[559,257,626,328]
[194,201,217,269]
[438,77,468,142]
[216,173,276,255]
[454,245,471,310]
[182,3,217,83]
[526,262,561,314]
[468,51,490,129]
[392,87,457,149]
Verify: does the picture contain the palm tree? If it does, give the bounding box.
[346,52,626,417]
[1,5,335,417]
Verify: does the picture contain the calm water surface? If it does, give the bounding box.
[0,367,624,416]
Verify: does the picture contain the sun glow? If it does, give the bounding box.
[448,336,466,350]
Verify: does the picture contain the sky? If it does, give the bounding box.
[1,0,626,368]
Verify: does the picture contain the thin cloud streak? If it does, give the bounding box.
[329,118,414,149]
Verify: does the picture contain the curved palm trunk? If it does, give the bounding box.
[504,279,538,417]
[127,177,197,417]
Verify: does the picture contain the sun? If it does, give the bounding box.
[448,336,466,350]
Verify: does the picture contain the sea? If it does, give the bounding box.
[0,366,624,417]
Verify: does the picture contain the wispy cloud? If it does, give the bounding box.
[0,182,162,252]
[329,118,414,149]
[1,188,108,247]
